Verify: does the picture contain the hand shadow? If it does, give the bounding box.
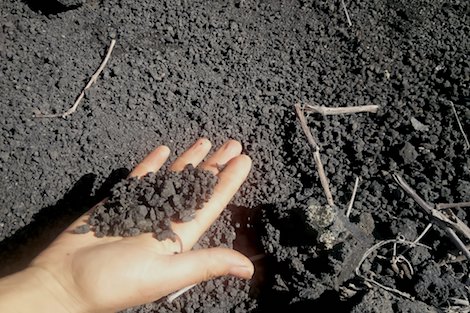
[0,168,129,278]
[20,0,81,15]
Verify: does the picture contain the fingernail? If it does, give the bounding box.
[229,266,254,280]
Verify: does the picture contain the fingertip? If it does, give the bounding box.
[220,154,252,179]
[159,145,171,156]
[224,139,243,155]
[170,138,212,171]
[198,137,212,147]
[129,145,171,178]
[228,252,255,280]
[236,154,252,169]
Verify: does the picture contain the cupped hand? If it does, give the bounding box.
[14,139,253,313]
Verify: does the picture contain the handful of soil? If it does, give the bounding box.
[75,165,217,241]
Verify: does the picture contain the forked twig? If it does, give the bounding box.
[35,39,117,118]
[304,104,379,116]
[393,174,470,261]
[449,101,470,150]
[294,103,335,206]
[346,176,360,218]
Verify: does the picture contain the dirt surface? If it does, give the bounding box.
[1,0,469,312]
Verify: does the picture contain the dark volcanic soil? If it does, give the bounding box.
[1,0,469,312]
[83,164,217,239]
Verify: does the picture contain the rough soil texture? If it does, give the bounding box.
[82,164,217,240]
[1,0,469,312]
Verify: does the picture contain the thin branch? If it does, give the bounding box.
[356,239,428,277]
[449,101,470,150]
[295,103,320,150]
[295,103,335,206]
[35,39,117,118]
[346,176,360,218]
[341,0,353,27]
[393,174,470,261]
[304,104,379,115]
[356,238,427,300]
[437,202,470,210]
[413,223,433,245]
[167,283,196,303]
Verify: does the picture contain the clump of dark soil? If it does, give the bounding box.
[79,165,217,240]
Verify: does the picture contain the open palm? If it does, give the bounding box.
[29,139,254,313]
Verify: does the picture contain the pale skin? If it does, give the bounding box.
[0,138,254,313]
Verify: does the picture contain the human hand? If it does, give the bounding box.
[0,138,253,313]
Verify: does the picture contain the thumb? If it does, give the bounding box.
[162,247,254,292]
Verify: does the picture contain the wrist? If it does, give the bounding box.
[0,267,87,313]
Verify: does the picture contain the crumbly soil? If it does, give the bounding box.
[0,0,469,312]
[81,164,217,240]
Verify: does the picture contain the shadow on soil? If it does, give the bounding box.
[0,168,128,278]
[21,0,80,15]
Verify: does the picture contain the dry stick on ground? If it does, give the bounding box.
[356,226,432,300]
[346,176,360,218]
[340,0,353,27]
[393,174,470,261]
[304,104,379,116]
[449,101,470,151]
[294,103,335,206]
[437,202,470,210]
[35,39,117,118]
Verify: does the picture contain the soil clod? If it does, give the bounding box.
[78,165,217,240]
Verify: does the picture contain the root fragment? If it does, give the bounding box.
[35,39,116,118]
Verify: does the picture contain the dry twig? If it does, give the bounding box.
[393,174,470,261]
[356,227,432,300]
[341,0,353,27]
[35,39,117,118]
[304,104,379,116]
[167,284,197,303]
[346,176,360,218]
[294,103,335,206]
[437,202,470,210]
[449,101,470,150]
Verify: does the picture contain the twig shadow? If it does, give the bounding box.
[0,168,128,278]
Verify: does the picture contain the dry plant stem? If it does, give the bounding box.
[413,223,433,245]
[304,104,379,115]
[35,39,117,118]
[393,174,470,261]
[359,273,414,299]
[356,230,432,299]
[346,176,360,218]
[437,202,470,210]
[341,0,353,27]
[294,103,335,206]
[449,101,470,150]
[167,283,197,303]
[356,239,429,277]
[355,238,427,300]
